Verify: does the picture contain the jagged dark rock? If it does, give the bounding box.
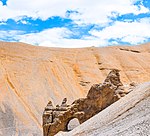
[119,48,141,53]
[42,69,131,136]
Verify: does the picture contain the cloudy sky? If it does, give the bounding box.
[0,0,150,48]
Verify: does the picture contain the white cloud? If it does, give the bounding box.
[0,0,149,25]
[0,17,150,47]
[0,28,101,48]
[18,20,28,25]
[17,28,101,48]
[0,0,150,47]
[89,18,150,45]
[39,39,101,48]
[0,30,24,40]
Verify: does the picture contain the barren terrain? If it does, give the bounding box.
[0,42,150,135]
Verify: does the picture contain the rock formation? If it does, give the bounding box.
[43,69,133,136]
[56,82,150,136]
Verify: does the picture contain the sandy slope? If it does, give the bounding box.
[0,42,150,135]
[57,82,150,136]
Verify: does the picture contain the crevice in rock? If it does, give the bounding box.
[79,81,90,86]
[119,48,141,53]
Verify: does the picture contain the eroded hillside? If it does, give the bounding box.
[0,42,150,135]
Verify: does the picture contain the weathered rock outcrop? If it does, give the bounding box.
[43,69,133,136]
[57,82,150,136]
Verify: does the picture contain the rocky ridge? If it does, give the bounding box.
[43,69,136,136]
[56,81,150,136]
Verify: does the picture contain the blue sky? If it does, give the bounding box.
[0,0,150,47]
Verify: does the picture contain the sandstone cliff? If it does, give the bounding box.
[0,42,150,135]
